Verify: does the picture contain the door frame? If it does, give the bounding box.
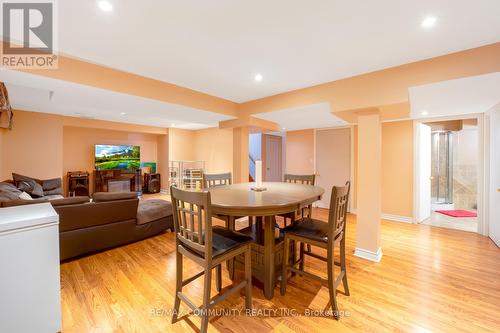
[412,113,486,235]
[313,125,354,211]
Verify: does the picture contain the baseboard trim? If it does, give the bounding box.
[349,209,412,224]
[354,247,383,263]
[381,214,413,223]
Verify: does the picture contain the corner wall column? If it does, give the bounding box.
[233,127,249,183]
[354,113,383,262]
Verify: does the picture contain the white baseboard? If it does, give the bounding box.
[354,247,383,262]
[348,209,412,224]
[160,189,169,194]
[380,214,413,223]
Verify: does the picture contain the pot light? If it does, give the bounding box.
[120,112,127,116]
[421,111,429,116]
[254,73,263,82]
[98,0,113,12]
[421,16,437,29]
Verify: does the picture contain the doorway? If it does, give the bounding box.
[415,118,480,232]
[264,134,283,182]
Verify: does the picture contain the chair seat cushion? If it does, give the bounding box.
[184,226,252,258]
[282,218,330,243]
[211,226,252,257]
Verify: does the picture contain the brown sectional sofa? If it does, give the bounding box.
[1,191,173,261]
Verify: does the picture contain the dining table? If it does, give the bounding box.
[209,181,324,299]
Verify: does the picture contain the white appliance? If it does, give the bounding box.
[0,203,61,333]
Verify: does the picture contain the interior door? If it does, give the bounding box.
[489,108,500,246]
[416,123,432,223]
[264,134,282,181]
[315,128,350,208]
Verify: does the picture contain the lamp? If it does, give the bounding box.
[0,82,13,129]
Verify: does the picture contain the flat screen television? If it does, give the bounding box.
[95,145,140,170]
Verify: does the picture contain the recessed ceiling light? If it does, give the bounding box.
[421,16,437,29]
[120,112,127,115]
[282,127,286,130]
[254,73,263,82]
[98,0,113,12]
[421,110,429,116]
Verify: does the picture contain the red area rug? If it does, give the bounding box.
[436,210,477,218]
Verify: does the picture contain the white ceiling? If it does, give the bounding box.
[0,70,234,129]
[409,72,500,119]
[53,0,500,102]
[254,103,348,131]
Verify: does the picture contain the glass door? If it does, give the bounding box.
[431,131,453,204]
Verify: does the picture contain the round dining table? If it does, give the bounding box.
[209,182,324,299]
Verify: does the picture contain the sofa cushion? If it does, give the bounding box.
[137,199,173,225]
[50,196,89,207]
[16,179,44,197]
[1,198,48,207]
[42,178,62,196]
[0,182,22,201]
[92,192,138,202]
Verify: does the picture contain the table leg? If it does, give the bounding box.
[226,216,236,280]
[263,215,275,299]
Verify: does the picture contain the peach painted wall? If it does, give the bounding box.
[284,122,413,218]
[157,134,169,191]
[381,121,414,217]
[194,128,233,174]
[285,129,314,174]
[62,126,159,193]
[1,111,64,180]
[168,128,195,162]
[0,110,169,190]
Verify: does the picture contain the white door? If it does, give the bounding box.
[264,134,282,181]
[315,128,350,208]
[415,123,432,223]
[489,108,500,246]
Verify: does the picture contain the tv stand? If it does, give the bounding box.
[94,169,142,193]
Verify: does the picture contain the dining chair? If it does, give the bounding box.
[278,174,316,228]
[170,186,253,333]
[280,181,350,320]
[203,172,253,229]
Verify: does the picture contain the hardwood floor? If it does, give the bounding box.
[60,207,500,332]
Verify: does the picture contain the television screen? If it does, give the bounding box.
[95,145,140,170]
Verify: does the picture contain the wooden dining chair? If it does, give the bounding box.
[278,174,316,228]
[280,181,350,320]
[203,172,253,229]
[170,186,253,333]
[203,172,232,188]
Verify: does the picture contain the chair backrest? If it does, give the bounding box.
[328,181,350,242]
[170,186,213,258]
[284,174,316,185]
[204,172,232,189]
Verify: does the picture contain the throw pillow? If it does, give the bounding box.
[18,191,33,200]
[16,179,44,197]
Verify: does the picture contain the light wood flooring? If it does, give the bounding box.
[60,206,500,332]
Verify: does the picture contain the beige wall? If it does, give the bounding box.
[1,111,64,180]
[285,129,314,174]
[62,126,160,193]
[0,110,168,192]
[381,121,414,217]
[168,128,195,161]
[284,122,414,218]
[194,128,233,174]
